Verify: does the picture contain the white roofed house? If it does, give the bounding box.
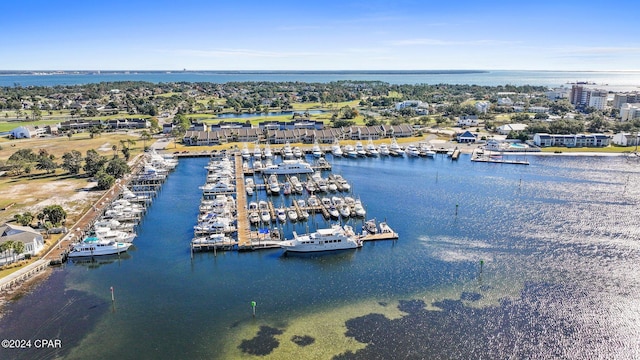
[0,224,45,264]
[497,123,528,136]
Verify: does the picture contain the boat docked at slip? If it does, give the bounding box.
[344,144,358,158]
[93,226,137,243]
[191,233,234,246]
[355,142,367,157]
[263,143,273,158]
[331,139,343,157]
[280,224,362,253]
[406,144,421,157]
[282,142,294,158]
[366,138,379,157]
[241,143,251,159]
[378,143,390,156]
[262,159,314,175]
[253,143,262,159]
[68,237,132,258]
[390,138,405,156]
[312,140,323,158]
[268,174,281,194]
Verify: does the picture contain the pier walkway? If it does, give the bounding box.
[234,154,251,247]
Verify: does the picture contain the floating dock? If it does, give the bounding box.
[471,149,529,165]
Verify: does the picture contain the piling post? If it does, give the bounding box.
[251,301,257,317]
[455,204,459,216]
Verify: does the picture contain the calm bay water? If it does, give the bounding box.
[2,153,640,359]
[2,70,640,88]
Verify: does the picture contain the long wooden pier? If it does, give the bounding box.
[234,154,252,247]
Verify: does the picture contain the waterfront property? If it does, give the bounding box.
[533,133,610,147]
[0,223,44,265]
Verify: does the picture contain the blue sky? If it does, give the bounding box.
[2,0,638,71]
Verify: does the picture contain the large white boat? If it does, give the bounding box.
[241,143,251,159]
[280,225,362,253]
[378,143,390,156]
[366,138,379,157]
[68,237,132,258]
[262,160,314,175]
[282,142,294,158]
[268,174,281,194]
[406,144,421,157]
[253,143,262,159]
[355,142,367,157]
[264,143,273,158]
[93,226,137,243]
[343,144,358,158]
[390,138,405,156]
[312,140,323,158]
[331,139,343,157]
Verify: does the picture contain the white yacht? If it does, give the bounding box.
[276,207,287,222]
[343,144,358,158]
[366,138,379,157]
[241,143,251,160]
[93,226,137,243]
[390,138,405,156]
[355,142,367,157]
[264,143,273,158]
[378,143,390,156]
[191,233,234,246]
[68,237,132,258]
[290,176,304,194]
[282,142,294,158]
[419,143,436,157]
[293,146,303,158]
[253,143,262,159]
[312,140,323,158]
[280,225,362,253]
[406,144,421,157]
[353,199,366,217]
[331,139,343,157]
[262,159,314,175]
[287,208,298,221]
[268,174,281,194]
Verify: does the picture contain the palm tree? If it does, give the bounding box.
[140,130,152,150]
[1,240,14,263]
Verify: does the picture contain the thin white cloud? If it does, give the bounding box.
[159,48,322,59]
[390,38,522,46]
[559,46,640,55]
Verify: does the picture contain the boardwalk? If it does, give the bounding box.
[234,154,251,247]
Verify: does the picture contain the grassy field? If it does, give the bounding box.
[0,132,144,224]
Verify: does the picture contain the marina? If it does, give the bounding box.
[3,152,640,360]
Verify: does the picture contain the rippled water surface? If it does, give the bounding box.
[2,154,640,359]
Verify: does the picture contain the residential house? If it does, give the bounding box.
[497,97,513,106]
[237,127,262,143]
[497,123,528,135]
[162,123,175,134]
[456,115,479,127]
[456,130,477,143]
[612,132,640,147]
[0,223,45,264]
[475,101,489,114]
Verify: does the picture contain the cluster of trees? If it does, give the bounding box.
[2,147,130,189]
[1,240,25,263]
[13,205,67,228]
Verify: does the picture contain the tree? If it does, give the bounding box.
[42,205,67,226]
[95,169,115,190]
[1,240,14,262]
[12,241,25,262]
[35,155,57,174]
[62,150,83,174]
[105,158,130,179]
[140,130,152,151]
[84,149,108,177]
[67,131,73,140]
[14,212,34,226]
